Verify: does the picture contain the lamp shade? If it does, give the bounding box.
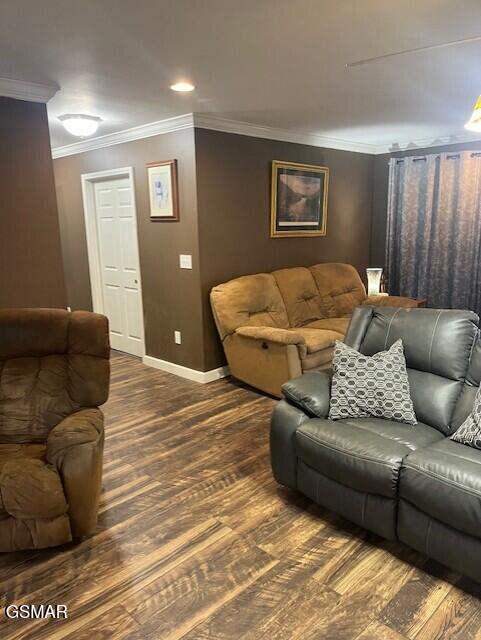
[465,95,481,132]
[366,268,383,296]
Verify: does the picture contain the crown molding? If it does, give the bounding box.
[52,113,194,159]
[372,131,481,155]
[193,113,378,154]
[0,77,59,103]
[194,115,481,154]
[51,111,481,160]
[51,111,378,158]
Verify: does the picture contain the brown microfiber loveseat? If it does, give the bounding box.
[210,263,417,397]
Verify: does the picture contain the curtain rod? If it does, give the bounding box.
[393,151,481,164]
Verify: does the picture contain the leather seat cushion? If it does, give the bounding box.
[0,444,68,520]
[304,318,350,334]
[296,418,443,498]
[400,438,481,540]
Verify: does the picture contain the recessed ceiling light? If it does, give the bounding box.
[58,114,102,137]
[170,82,195,93]
[465,95,481,132]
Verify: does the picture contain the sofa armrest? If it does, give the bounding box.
[270,399,310,489]
[235,325,305,346]
[282,371,332,418]
[363,295,419,308]
[46,408,104,538]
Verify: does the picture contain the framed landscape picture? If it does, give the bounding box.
[147,159,179,221]
[270,160,329,237]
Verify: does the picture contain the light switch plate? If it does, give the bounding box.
[174,331,182,345]
[179,254,192,269]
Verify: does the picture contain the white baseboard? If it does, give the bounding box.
[142,355,230,384]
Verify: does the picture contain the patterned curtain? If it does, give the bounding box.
[386,151,481,315]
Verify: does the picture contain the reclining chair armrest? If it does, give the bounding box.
[363,295,419,308]
[235,325,305,347]
[282,371,332,418]
[46,408,104,538]
[270,400,310,489]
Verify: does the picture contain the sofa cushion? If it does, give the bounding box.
[357,308,478,434]
[400,438,481,539]
[210,273,289,340]
[309,263,366,317]
[304,317,350,334]
[0,444,68,520]
[360,308,478,382]
[272,267,325,328]
[329,339,417,425]
[296,417,442,499]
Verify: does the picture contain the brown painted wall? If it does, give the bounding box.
[53,129,205,370]
[194,129,374,370]
[0,97,67,308]
[371,141,481,266]
[54,127,375,372]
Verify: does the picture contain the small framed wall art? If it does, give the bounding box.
[147,159,179,221]
[270,160,329,237]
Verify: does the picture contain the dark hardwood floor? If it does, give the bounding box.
[1,351,481,639]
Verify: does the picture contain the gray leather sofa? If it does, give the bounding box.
[271,306,481,582]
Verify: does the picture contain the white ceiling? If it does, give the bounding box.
[2,0,481,151]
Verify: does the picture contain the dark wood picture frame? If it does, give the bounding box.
[146,159,179,221]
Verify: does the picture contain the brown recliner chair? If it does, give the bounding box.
[0,308,110,551]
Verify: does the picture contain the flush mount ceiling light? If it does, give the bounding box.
[465,95,481,132]
[58,114,102,137]
[170,81,195,92]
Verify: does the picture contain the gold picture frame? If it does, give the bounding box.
[270,160,329,238]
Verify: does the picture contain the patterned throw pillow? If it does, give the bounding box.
[451,385,481,450]
[328,339,417,425]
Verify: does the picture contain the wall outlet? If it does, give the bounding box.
[174,330,182,345]
[179,254,192,269]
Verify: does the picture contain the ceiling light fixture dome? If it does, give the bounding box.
[59,114,102,137]
[170,82,195,92]
[465,95,481,132]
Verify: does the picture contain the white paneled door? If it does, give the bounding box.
[93,177,144,356]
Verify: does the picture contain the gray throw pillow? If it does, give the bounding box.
[329,339,417,425]
[451,385,481,450]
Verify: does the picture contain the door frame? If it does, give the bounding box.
[80,166,146,355]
